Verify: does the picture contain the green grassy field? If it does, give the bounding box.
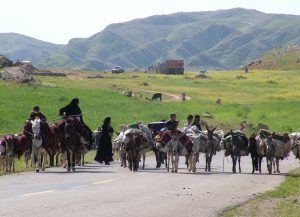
[219,168,300,217]
[1,69,300,135]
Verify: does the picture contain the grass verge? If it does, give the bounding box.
[219,168,300,217]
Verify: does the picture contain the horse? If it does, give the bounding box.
[222,131,249,173]
[0,134,17,172]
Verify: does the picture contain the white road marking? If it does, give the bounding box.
[21,190,57,197]
[92,179,115,185]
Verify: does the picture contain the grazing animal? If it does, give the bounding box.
[222,131,249,173]
[151,93,162,101]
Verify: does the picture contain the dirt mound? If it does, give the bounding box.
[0,65,35,83]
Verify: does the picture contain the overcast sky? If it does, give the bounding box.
[1,0,299,44]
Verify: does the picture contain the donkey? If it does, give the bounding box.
[0,134,17,172]
[222,131,249,173]
[156,132,191,173]
[63,118,82,172]
[189,126,220,173]
[248,133,265,174]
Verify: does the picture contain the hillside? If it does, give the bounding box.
[249,45,300,70]
[0,33,62,63]
[40,8,300,70]
[1,8,300,70]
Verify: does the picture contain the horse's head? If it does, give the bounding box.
[31,118,41,140]
[4,134,16,157]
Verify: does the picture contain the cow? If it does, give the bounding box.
[151,93,162,101]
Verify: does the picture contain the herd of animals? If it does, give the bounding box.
[0,117,300,175]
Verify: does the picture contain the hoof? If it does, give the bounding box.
[252,170,254,174]
[67,167,71,172]
[175,170,178,173]
[42,168,45,172]
[35,168,39,173]
[72,167,75,172]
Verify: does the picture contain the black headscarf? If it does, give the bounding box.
[70,98,79,106]
[102,117,111,128]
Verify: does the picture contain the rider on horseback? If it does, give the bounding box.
[59,98,94,148]
[28,106,47,122]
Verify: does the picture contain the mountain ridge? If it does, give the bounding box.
[1,8,300,70]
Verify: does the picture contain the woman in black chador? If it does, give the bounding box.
[94,117,114,165]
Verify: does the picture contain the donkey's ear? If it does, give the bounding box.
[4,135,8,141]
[206,125,209,131]
[213,126,217,132]
[230,129,233,134]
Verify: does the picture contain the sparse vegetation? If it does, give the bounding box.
[219,169,300,217]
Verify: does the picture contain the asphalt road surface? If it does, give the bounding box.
[0,151,299,217]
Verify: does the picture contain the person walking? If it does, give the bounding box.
[94,117,114,165]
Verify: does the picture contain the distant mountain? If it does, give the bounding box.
[249,45,300,70]
[1,8,300,70]
[0,33,62,63]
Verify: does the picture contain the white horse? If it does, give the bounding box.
[31,118,46,172]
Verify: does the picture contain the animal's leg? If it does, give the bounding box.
[174,154,179,173]
[167,153,170,172]
[142,153,145,170]
[276,158,280,173]
[66,150,71,172]
[82,150,85,166]
[208,154,212,172]
[231,154,236,173]
[72,151,76,172]
[272,158,276,173]
[238,156,241,173]
[205,154,208,172]
[41,151,46,171]
[258,156,262,173]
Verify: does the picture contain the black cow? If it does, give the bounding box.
[151,93,162,101]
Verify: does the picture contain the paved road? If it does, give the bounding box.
[0,151,299,217]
